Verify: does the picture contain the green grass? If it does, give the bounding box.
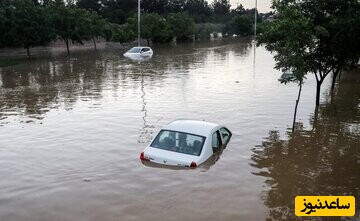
[0,59,22,68]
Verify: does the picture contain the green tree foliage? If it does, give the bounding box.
[183,0,212,23]
[0,0,269,59]
[110,23,136,44]
[226,15,252,36]
[230,4,245,16]
[258,0,360,106]
[0,1,13,47]
[251,80,360,219]
[223,4,262,37]
[0,0,55,58]
[195,23,224,39]
[77,0,102,13]
[167,13,195,41]
[48,2,94,56]
[168,0,185,13]
[100,0,137,24]
[142,0,170,14]
[140,13,171,45]
[211,0,231,22]
[85,11,107,50]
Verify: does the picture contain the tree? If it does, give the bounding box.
[85,11,107,51]
[167,13,195,41]
[211,0,230,22]
[100,0,137,24]
[258,1,312,122]
[251,81,360,219]
[139,13,170,45]
[142,0,169,14]
[183,0,213,23]
[320,0,360,91]
[168,0,185,13]
[31,0,40,5]
[48,2,91,56]
[111,23,135,44]
[230,4,245,16]
[258,0,360,107]
[227,15,252,36]
[77,0,102,13]
[0,1,13,48]
[0,0,55,58]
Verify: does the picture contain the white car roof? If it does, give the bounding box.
[162,120,219,137]
[131,46,150,49]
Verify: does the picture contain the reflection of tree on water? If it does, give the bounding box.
[0,40,253,125]
[251,76,360,220]
[0,54,107,124]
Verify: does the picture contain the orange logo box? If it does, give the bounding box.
[295,196,355,216]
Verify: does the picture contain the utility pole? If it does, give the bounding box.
[138,0,140,46]
[254,0,257,38]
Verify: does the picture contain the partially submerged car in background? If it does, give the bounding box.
[140,120,232,168]
[123,46,153,60]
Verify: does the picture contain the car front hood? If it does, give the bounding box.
[123,52,138,58]
[144,147,200,167]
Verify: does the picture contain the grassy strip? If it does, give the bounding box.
[0,59,22,68]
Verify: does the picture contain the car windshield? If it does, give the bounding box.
[127,47,142,53]
[150,130,205,156]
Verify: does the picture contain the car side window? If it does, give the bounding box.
[220,127,231,144]
[142,48,150,52]
[212,131,222,152]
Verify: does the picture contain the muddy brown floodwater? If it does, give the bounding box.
[0,39,359,221]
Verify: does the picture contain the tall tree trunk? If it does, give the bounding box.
[92,37,97,51]
[26,46,31,59]
[331,68,340,91]
[312,106,319,131]
[292,81,302,132]
[314,69,332,106]
[64,38,70,56]
[147,39,150,46]
[315,80,321,106]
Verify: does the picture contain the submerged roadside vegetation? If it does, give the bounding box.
[258,0,360,129]
[0,0,270,59]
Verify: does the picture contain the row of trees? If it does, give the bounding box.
[0,0,107,57]
[114,12,196,45]
[76,0,233,24]
[0,0,262,58]
[77,0,263,36]
[258,0,360,116]
[0,0,198,57]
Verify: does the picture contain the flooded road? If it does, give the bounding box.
[0,39,359,220]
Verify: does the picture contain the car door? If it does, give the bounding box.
[141,48,150,56]
[219,127,232,145]
[211,130,223,153]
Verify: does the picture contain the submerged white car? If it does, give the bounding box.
[140,120,232,168]
[123,46,153,60]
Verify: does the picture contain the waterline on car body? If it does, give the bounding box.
[140,120,232,169]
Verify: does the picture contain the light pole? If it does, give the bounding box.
[138,0,141,46]
[253,0,258,79]
[254,0,257,39]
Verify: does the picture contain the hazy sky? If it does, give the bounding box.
[229,0,272,12]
